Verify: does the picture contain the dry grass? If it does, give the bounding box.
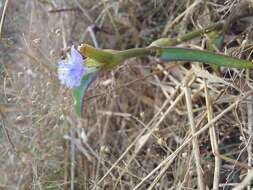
[1,0,253,189]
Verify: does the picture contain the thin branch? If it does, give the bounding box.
[204,80,221,190]
[184,85,205,190]
[0,0,9,37]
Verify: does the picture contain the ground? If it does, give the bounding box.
[1,0,253,189]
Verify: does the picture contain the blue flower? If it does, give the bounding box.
[58,46,86,88]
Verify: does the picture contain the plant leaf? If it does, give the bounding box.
[159,47,253,69]
[73,71,97,117]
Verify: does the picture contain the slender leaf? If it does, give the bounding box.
[73,71,97,117]
[160,47,253,69]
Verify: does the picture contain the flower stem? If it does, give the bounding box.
[150,22,224,47]
[116,47,152,59]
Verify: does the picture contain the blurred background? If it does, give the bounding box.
[1,0,253,189]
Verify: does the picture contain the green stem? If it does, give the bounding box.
[150,22,224,47]
[151,4,253,48]
[117,48,152,59]
[105,47,153,68]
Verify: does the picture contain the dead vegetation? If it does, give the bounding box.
[1,0,253,189]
